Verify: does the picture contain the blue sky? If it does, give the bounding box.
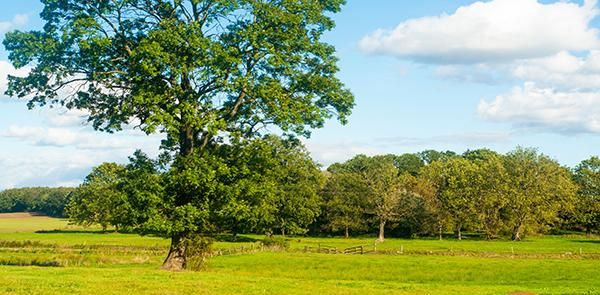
[0,0,599,189]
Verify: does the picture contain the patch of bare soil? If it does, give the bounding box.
[0,212,44,219]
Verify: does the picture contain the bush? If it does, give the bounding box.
[261,236,290,250]
[185,236,213,271]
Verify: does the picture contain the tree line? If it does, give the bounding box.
[321,149,597,241]
[63,141,599,242]
[0,187,73,217]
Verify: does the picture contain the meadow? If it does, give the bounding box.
[1,213,599,295]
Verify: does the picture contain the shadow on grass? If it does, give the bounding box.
[35,229,119,234]
[573,240,600,244]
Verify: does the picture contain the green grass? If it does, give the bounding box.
[0,215,76,233]
[1,214,600,294]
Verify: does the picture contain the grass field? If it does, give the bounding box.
[1,213,599,294]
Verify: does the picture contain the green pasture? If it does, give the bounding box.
[0,214,599,294]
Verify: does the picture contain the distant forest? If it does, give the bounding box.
[0,187,73,217]
[1,144,598,241]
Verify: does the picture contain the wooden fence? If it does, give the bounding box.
[303,244,338,254]
[344,245,365,255]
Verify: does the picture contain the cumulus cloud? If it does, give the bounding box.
[2,125,146,150]
[512,51,600,89]
[478,83,600,133]
[0,130,162,189]
[0,151,96,189]
[360,0,600,64]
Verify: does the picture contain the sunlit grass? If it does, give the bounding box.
[1,215,600,294]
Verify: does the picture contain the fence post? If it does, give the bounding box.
[401,245,404,254]
[374,241,377,255]
[318,243,321,253]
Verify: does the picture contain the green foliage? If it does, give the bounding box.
[393,153,424,176]
[260,236,290,250]
[4,0,354,269]
[67,163,128,231]
[0,187,73,217]
[502,147,577,240]
[4,0,354,145]
[573,156,600,233]
[322,171,368,237]
[418,150,457,165]
[421,157,479,240]
[326,154,427,241]
[184,236,214,271]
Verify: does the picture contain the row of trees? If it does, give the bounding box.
[66,143,599,242]
[321,149,597,241]
[0,187,73,217]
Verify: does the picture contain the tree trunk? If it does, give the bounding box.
[378,220,386,242]
[162,234,187,271]
[512,224,522,241]
[345,225,349,239]
[456,223,463,241]
[281,228,286,237]
[438,223,443,241]
[163,124,195,270]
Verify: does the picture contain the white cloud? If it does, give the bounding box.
[0,130,162,189]
[0,60,30,95]
[2,125,151,150]
[41,108,90,127]
[0,151,91,189]
[512,51,600,89]
[0,149,131,189]
[0,14,29,34]
[478,82,600,133]
[360,0,600,64]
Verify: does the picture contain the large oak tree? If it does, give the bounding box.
[4,0,354,270]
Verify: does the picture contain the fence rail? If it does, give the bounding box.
[303,244,338,254]
[344,245,364,255]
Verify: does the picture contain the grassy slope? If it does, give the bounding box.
[1,215,600,294]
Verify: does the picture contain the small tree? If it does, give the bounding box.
[322,171,368,238]
[422,157,478,240]
[68,163,128,231]
[471,153,509,240]
[213,136,323,237]
[503,148,577,240]
[336,155,404,242]
[573,157,600,234]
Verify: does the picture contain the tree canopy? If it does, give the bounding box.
[5,0,354,270]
